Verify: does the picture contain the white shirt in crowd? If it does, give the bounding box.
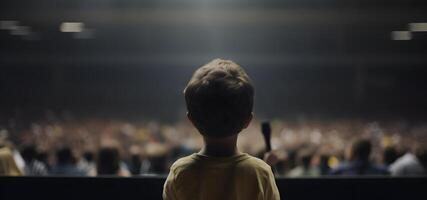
[389,153,425,176]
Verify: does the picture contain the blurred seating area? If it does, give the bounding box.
[0,111,426,177]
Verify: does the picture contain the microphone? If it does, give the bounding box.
[261,121,272,152]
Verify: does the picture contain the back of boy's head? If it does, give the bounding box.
[184,59,254,138]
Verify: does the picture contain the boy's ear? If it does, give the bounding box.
[187,112,196,127]
[243,112,253,129]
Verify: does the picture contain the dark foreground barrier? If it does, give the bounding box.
[0,176,426,200]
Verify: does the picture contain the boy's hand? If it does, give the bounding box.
[264,151,279,166]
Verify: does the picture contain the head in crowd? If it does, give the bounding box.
[319,154,331,175]
[350,139,372,162]
[21,145,38,163]
[83,151,94,163]
[286,149,298,170]
[298,150,313,170]
[130,154,141,175]
[37,151,49,167]
[96,146,120,175]
[0,147,22,176]
[383,146,398,166]
[56,147,75,165]
[184,58,254,138]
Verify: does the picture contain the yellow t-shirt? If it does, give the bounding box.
[163,153,280,200]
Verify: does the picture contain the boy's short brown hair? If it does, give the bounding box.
[184,59,254,138]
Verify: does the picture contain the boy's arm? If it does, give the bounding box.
[163,169,178,200]
[264,167,281,200]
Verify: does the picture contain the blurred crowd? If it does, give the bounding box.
[0,111,426,177]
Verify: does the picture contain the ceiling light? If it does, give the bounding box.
[391,31,411,40]
[60,22,84,33]
[409,23,427,32]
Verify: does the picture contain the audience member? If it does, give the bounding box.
[331,139,389,175]
[21,145,48,176]
[389,146,427,176]
[50,147,86,176]
[129,153,141,175]
[36,151,50,170]
[92,146,130,177]
[318,154,331,175]
[382,146,399,168]
[287,149,320,177]
[78,151,95,174]
[0,146,23,176]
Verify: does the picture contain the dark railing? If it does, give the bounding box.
[0,176,426,200]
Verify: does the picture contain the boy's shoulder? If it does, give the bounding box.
[170,153,272,175]
[238,154,273,177]
[169,154,198,174]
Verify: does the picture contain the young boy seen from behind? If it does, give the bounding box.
[163,59,280,200]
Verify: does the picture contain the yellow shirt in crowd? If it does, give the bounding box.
[163,153,280,200]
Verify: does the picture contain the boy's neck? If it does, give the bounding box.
[199,134,240,157]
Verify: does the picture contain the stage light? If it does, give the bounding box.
[391,31,411,40]
[409,22,427,32]
[60,22,84,33]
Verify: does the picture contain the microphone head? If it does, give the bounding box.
[261,121,271,136]
[261,121,272,152]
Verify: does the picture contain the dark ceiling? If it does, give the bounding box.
[1,0,426,67]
